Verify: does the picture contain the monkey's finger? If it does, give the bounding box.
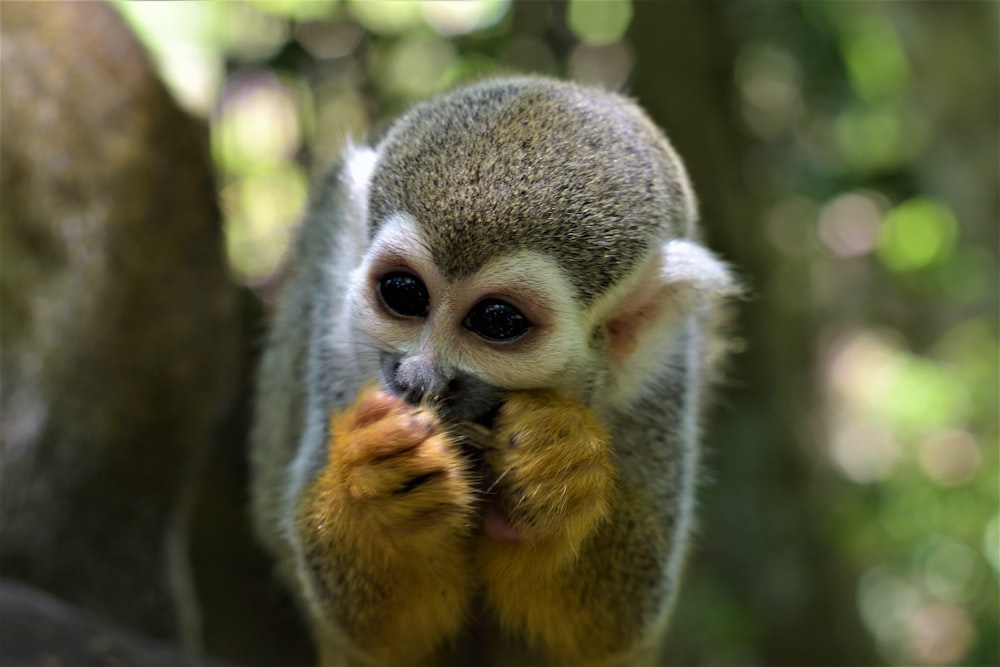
[341,386,407,430]
[342,433,463,501]
[339,409,444,465]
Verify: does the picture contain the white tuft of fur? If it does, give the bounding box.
[343,142,379,223]
[661,239,737,302]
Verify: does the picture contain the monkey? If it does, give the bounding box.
[249,76,737,667]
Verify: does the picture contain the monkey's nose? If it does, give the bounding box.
[402,375,460,406]
[383,353,498,420]
[389,354,444,406]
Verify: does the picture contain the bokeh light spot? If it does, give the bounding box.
[568,41,633,89]
[983,515,999,575]
[378,35,457,98]
[908,604,974,665]
[296,20,363,60]
[567,0,632,46]
[223,168,308,282]
[842,15,910,104]
[213,72,303,174]
[818,192,885,257]
[918,429,982,487]
[737,45,804,138]
[829,417,900,483]
[915,536,980,604]
[421,0,509,36]
[877,197,959,272]
[347,0,422,35]
[252,0,338,20]
[113,0,225,113]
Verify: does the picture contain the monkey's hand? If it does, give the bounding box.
[481,390,614,555]
[297,386,477,665]
[479,391,636,665]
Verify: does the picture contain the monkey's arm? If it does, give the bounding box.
[295,387,478,666]
[477,391,679,666]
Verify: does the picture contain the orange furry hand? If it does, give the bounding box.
[305,386,478,541]
[482,390,614,551]
[296,387,479,664]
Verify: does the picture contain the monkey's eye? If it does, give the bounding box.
[377,271,430,318]
[464,299,531,342]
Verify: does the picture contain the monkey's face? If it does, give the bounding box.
[348,214,599,423]
[336,77,736,420]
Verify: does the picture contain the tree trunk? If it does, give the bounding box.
[629,2,876,664]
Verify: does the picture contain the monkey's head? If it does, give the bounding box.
[341,77,734,423]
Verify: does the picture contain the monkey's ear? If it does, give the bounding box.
[602,239,736,389]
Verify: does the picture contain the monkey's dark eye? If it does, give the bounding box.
[464,299,531,342]
[377,271,429,318]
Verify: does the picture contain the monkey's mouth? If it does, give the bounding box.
[435,395,501,443]
[471,402,501,430]
[483,497,523,542]
[446,413,497,454]
[443,402,528,543]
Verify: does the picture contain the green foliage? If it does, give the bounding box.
[730,2,997,664]
[117,1,998,664]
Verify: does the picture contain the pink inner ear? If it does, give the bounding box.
[603,258,668,363]
[605,288,672,363]
[606,316,638,361]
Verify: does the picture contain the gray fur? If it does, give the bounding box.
[250,76,734,665]
[369,76,695,303]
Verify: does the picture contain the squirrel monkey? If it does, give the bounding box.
[250,76,736,666]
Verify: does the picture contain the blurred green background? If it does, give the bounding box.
[113,1,997,665]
